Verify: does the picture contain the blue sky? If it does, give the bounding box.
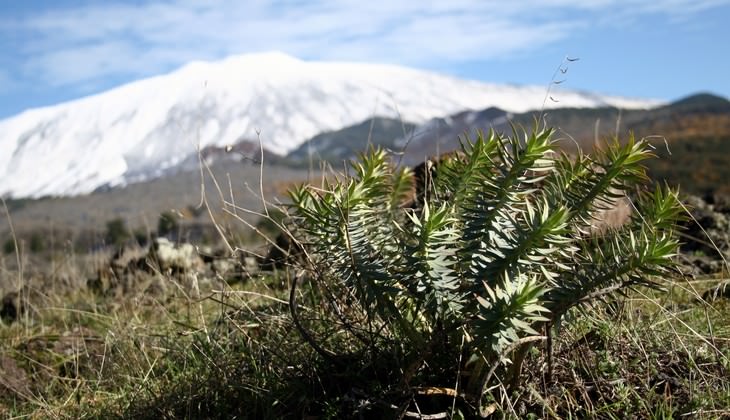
[0,0,729,119]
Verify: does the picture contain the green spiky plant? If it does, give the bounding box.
[287,126,683,414]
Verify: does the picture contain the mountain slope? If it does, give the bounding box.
[397,93,730,194]
[0,51,661,198]
[287,117,417,164]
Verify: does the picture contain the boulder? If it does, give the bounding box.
[259,232,304,271]
[0,292,22,324]
[679,194,730,259]
[702,281,730,302]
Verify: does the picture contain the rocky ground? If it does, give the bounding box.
[3,192,729,327]
[675,193,730,301]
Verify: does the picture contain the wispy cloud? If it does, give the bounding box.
[1,0,728,92]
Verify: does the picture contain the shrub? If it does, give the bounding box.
[255,207,287,238]
[186,204,206,219]
[133,228,149,247]
[105,218,130,247]
[29,232,44,253]
[287,127,683,415]
[3,237,15,255]
[158,211,179,237]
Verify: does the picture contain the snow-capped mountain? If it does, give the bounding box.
[0,51,662,198]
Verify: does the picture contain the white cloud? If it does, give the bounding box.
[2,0,728,90]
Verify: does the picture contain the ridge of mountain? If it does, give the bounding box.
[287,117,418,164]
[397,92,730,164]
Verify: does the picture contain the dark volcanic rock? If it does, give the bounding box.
[679,194,730,259]
[1,292,22,324]
[677,194,730,303]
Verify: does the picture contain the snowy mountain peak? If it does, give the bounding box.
[0,52,662,198]
[175,51,303,77]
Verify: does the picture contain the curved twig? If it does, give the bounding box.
[478,335,547,417]
[289,270,339,363]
